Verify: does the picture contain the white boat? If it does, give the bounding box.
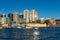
[25,27,32,29]
[0,27,3,29]
[34,27,39,29]
[17,26,21,29]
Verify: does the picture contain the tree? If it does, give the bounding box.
[0,22,1,24]
[44,20,50,25]
[36,20,41,23]
[32,21,35,23]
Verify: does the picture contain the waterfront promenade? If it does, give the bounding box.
[25,23,47,28]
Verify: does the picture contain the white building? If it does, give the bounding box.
[49,18,56,25]
[24,9,29,23]
[40,18,45,23]
[0,17,6,24]
[30,9,38,22]
[13,12,19,24]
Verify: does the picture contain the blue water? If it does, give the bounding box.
[0,27,60,40]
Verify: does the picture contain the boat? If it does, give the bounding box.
[0,27,3,29]
[17,26,21,29]
[34,27,39,29]
[25,27,32,29]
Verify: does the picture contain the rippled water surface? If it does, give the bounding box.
[0,27,60,40]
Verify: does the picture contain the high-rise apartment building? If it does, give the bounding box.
[30,9,38,22]
[6,17,10,24]
[0,14,6,17]
[8,13,13,24]
[24,9,29,23]
[19,13,25,23]
[19,13,24,19]
[0,17,6,24]
[0,14,6,24]
[13,12,19,24]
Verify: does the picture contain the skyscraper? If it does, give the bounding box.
[30,9,38,22]
[24,9,29,23]
[13,12,19,24]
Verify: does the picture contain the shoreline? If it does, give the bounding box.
[0,26,60,29]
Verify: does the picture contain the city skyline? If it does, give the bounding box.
[0,0,60,19]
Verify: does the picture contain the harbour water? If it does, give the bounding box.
[0,27,60,40]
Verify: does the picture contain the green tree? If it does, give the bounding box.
[36,20,41,23]
[0,22,1,24]
[32,21,35,23]
[44,20,50,25]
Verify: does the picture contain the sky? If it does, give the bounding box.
[0,0,60,19]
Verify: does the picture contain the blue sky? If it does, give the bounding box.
[0,0,60,19]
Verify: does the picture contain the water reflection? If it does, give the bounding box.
[33,31,40,40]
[33,28,40,40]
[0,28,60,40]
[34,31,39,35]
